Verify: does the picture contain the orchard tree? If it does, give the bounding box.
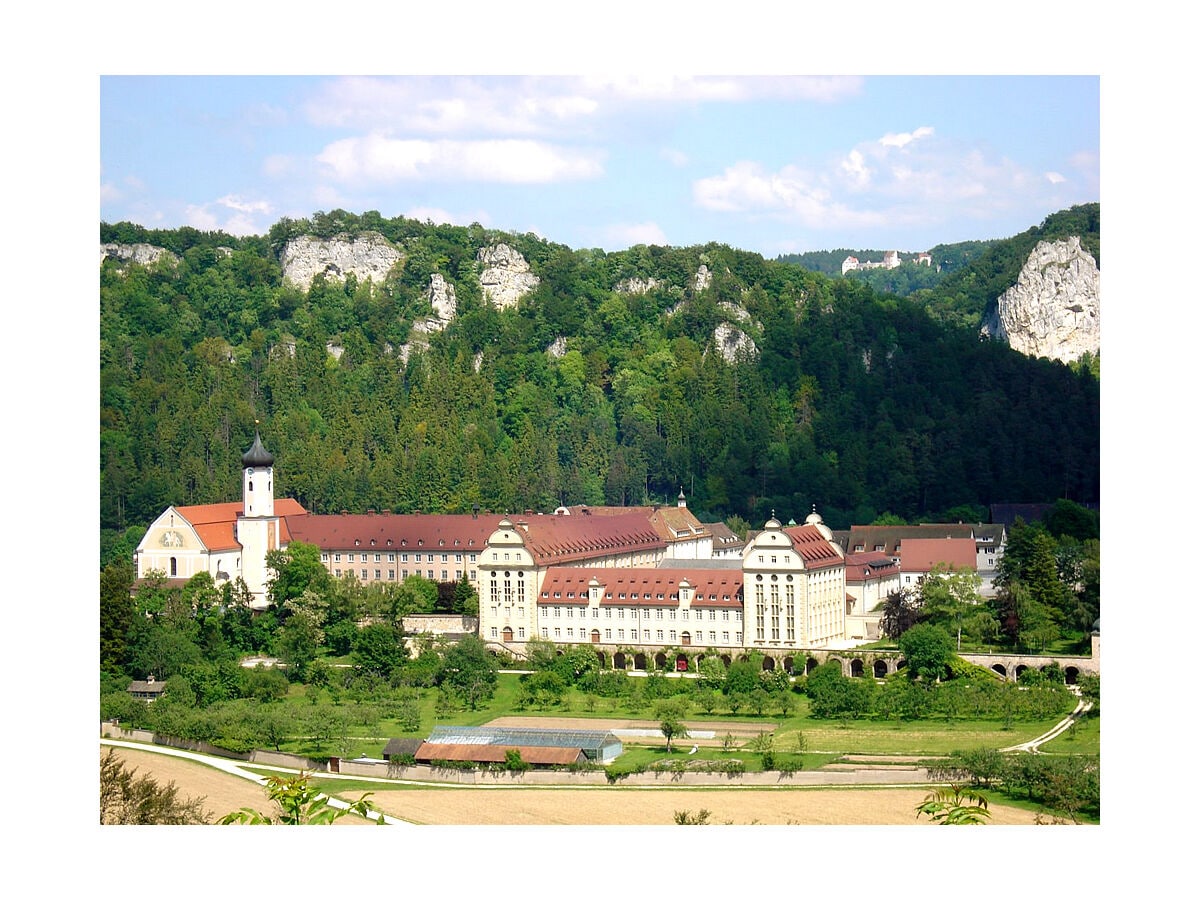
[440,635,499,710]
[656,699,690,753]
[898,623,955,682]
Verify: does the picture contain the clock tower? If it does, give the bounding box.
[236,426,278,608]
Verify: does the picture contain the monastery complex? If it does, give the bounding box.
[136,433,1005,659]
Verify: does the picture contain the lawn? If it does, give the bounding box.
[269,671,1078,764]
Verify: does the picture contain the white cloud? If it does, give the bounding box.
[217,194,272,215]
[879,126,935,149]
[693,161,884,230]
[1045,171,1066,184]
[840,149,871,188]
[316,135,604,184]
[302,75,863,137]
[580,75,862,104]
[183,197,272,236]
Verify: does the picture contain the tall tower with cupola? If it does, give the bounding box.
[236,426,279,608]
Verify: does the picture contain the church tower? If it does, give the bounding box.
[242,427,275,517]
[236,426,278,609]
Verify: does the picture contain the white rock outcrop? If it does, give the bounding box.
[477,243,540,309]
[547,336,568,358]
[280,232,402,291]
[714,322,758,363]
[100,242,178,268]
[980,237,1099,363]
[615,276,661,294]
[693,264,712,292]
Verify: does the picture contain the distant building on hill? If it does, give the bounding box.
[841,250,931,275]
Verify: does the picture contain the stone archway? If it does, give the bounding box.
[991,664,1007,680]
[762,656,776,672]
[783,656,795,675]
[613,652,627,670]
[850,659,865,677]
[873,659,889,678]
[1015,664,1029,679]
[720,654,732,667]
[675,654,689,672]
[805,657,819,675]
[1064,666,1080,685]
[634,652,647,671]
[654,652,667,669]
[595,651,607,669]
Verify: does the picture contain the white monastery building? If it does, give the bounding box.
[136,431,999,655]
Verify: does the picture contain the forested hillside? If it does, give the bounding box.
[100,209,1100,561]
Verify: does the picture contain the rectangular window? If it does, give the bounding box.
[490,627,498,638]
[605,629,612,639]
[656,629,663,641]
[518,628,525,639]
[334,553,341,562]
[360,569,367,580]
[374,569,381,579]
[374,553,381,562]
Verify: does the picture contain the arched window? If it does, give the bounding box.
[169,557,177,577]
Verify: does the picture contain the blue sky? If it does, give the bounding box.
[100,74,1098,256]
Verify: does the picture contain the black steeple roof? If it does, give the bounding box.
[241,429,274,468]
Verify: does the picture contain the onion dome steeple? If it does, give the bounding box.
[242,427,274,468]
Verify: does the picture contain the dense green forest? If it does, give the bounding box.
[100,207,1100,561]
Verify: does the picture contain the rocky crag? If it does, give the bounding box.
[279,232,403,290]
[477,243,540,309]
[980,236,1099,364]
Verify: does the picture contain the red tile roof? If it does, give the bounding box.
[516,512,666,566]
[844,551,900,584]
[284,512,502,553]
[899,538,978,573]
[781,524,844,570]
[174,499,308,551]
[538,567,743,608]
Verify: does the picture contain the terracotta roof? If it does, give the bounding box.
[172,499,308,551]
[538,566,743,608]
[564,504,709,543]
[844,551,900,583]
[413,743,584,765]
[899,538,978,573]
[516,512,666,566]
[780,524,844,570]
[285,512,502,553]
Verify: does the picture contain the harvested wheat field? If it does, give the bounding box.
[102,746,1046,825]
[100,748,373,825]
[366,785,1042,825]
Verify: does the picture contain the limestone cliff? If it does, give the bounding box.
[280,232,403,290]
[100,242,178,268]
[980,237,1099,363]
[477,243,540,309]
